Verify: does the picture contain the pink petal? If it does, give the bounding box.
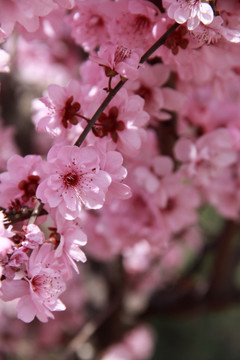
[17,295,36,323]
[199,3,214,25]
[1,279,28,301]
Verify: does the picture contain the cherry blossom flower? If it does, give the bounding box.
[109,0,161,50]
[21,224,45,250]
[0,154,43,208]
[52,218,87,278]
[0,0,74,42]
[36,145,112,220]
[126,63,184,120]
[3,250,29,280]
[66,0,113,52]
[1,244,66,323]
[164,0,214,31]
[174,128,238,178]
[90,89,149,157]
[91,42,143,80]
[33,79,88,142]
[188,16,240,46]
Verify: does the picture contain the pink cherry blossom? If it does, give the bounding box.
[174,128,238,177]
[89,89,149,157]
[52,214,87,277]
[91,42,143,80]
[188,16,240,46]
[21,224,45,249]
[109,0,161,51]
[4,250,29,280]
[126,63,184,120]
[36,145,112,220]
[1,244,66,323]
[0,0,55,42]
[0,154,43,208]
[33,79,88,142]
[0,0,74,42]
[66,0,113,52]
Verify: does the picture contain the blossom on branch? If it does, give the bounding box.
[36,145,112,220]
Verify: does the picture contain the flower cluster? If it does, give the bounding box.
[0,1,240,358]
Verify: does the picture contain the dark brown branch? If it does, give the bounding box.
[2,204,48,225]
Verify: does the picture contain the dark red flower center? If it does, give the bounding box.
[62,96,81,129]
[165,25,189,55]
[92,106,125,143]
[136,85,152,102]
[18,175,40,203]
[63,172,79,187]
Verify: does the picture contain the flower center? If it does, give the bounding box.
[62,96,81,129]
[18,175,40,203]
[92,106,125,142]
[136,85,152,102]
[63,172,79,187]
[31,274,44,291]
[114,46,132,64]
[165,25,189,55]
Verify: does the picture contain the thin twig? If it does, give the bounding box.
[74,22,179,148]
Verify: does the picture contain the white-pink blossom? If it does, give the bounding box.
[164,0,214,30]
